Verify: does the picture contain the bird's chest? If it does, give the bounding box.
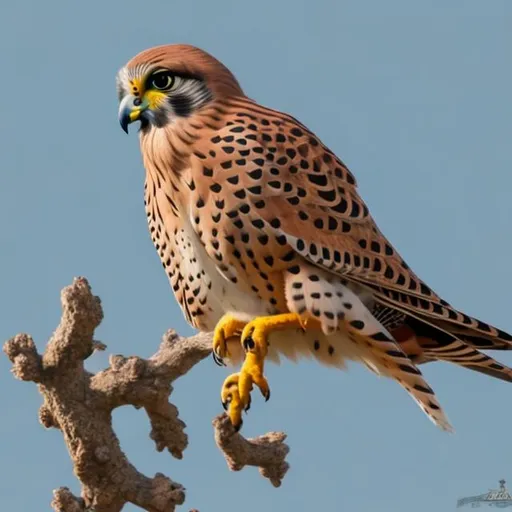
[144,177,266,330]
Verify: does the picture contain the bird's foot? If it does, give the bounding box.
[212,314,247,366]
[221,355,269,431]
[221,373,251,430]
[221,313,306,429]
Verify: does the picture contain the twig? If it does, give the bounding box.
[213,414,289,487]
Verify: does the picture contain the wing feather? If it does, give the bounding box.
[190,98,512,347]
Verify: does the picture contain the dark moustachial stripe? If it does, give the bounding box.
[169,94,195,117]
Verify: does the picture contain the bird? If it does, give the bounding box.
[117,43,512,431]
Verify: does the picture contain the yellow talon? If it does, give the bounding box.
[212,314,247,365]
[239,352,270,401]
[219,313,306,430]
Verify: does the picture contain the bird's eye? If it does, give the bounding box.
[150,71,175,90]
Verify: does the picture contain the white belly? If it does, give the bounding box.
[174,209,269,330]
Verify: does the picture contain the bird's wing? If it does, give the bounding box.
[188,98,512,347]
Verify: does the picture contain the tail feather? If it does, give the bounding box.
[431,321,512,350]
[335,301,454,432]
[369,345,454,432]
[368,284,512,351]
[380,308,512,384]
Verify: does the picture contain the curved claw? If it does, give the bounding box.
[212,315,248,368]
[212,350,226,367]
[242,331,256,352]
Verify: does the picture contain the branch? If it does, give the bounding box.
[3,277,290,511]
[213,415,289,487]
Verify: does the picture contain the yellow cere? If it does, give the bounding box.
[129,110,141,122]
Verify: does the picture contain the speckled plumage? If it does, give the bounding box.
[118,44,512,431]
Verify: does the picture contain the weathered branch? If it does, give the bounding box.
[213,415,290,487]
[3,277,290,511]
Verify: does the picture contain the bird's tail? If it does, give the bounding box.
[381,307,512,383]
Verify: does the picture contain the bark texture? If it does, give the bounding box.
[3,277,290,511]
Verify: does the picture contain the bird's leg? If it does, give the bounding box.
[221,313,307,430]
[212,313,247,366]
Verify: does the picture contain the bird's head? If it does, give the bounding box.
[117,44,244,133]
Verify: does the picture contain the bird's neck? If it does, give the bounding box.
[139,103,227,215]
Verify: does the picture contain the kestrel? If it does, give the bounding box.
[117,44,512,431]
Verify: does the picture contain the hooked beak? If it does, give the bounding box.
[118,95,149,133]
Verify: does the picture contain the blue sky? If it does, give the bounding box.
[1,1,511,510]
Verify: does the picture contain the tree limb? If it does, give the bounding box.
[3,277,290,511]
